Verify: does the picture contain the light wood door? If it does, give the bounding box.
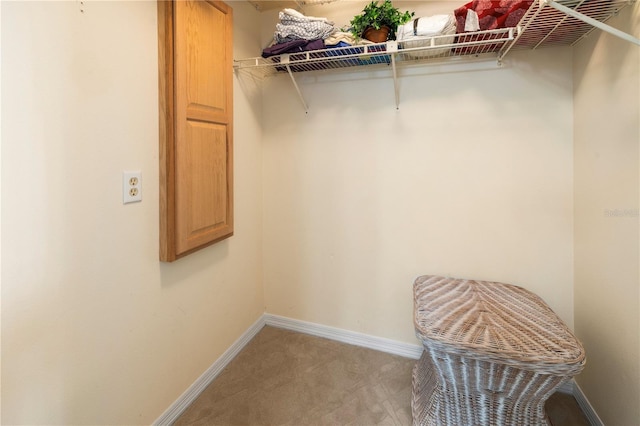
[158,0,233,262]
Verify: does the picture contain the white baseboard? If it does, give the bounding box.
[153,315,266,426]
[556,379,575,394]
[573,380,605,426]
[553,379,603,426]
[264,313,423,360]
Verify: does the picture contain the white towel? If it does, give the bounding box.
[324,31,356,46]
[397,14,457,59]
[464,10,480,32]
[397,14,456,41]
[282,8,332,24]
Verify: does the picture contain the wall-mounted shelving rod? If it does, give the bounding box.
[545,0,640,46]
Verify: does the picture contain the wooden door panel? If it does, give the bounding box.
[158,0,233,261]
[176,121,229,253]
[176,1,228,119]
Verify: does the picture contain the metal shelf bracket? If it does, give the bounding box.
[387,41,400,110]
[282,54,309,113]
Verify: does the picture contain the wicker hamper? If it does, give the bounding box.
[412,275,586,426]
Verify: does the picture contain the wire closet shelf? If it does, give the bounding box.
[234,0,636,79]
[234,0,637,111]
[234,28,515,80]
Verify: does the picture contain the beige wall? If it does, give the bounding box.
[0,1,3,422]
[0,1,264,424]
[573,4,640,425]
[3,0,635,423]
[259,6,575,344]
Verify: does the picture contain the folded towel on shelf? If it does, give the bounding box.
[275,8,336,43]
[396,14,456,40]
[262,39,325,58]
[324,31,356,46]
[395,14,456,58]
[325,40,352,49]
[281,8,331,23]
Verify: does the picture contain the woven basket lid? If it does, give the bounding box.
[414,275,585,373]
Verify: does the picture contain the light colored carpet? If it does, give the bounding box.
[175,326,589,426]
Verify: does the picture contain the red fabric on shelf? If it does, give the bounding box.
[454,0,533,32]
[453,0,532,54]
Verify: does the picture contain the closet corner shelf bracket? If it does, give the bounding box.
[544,0,639,46]
[235,0,637,111]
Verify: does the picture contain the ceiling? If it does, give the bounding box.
[247,1,299,11]
[247,0,340,11]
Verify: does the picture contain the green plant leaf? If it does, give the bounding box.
[349,0,415,40]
